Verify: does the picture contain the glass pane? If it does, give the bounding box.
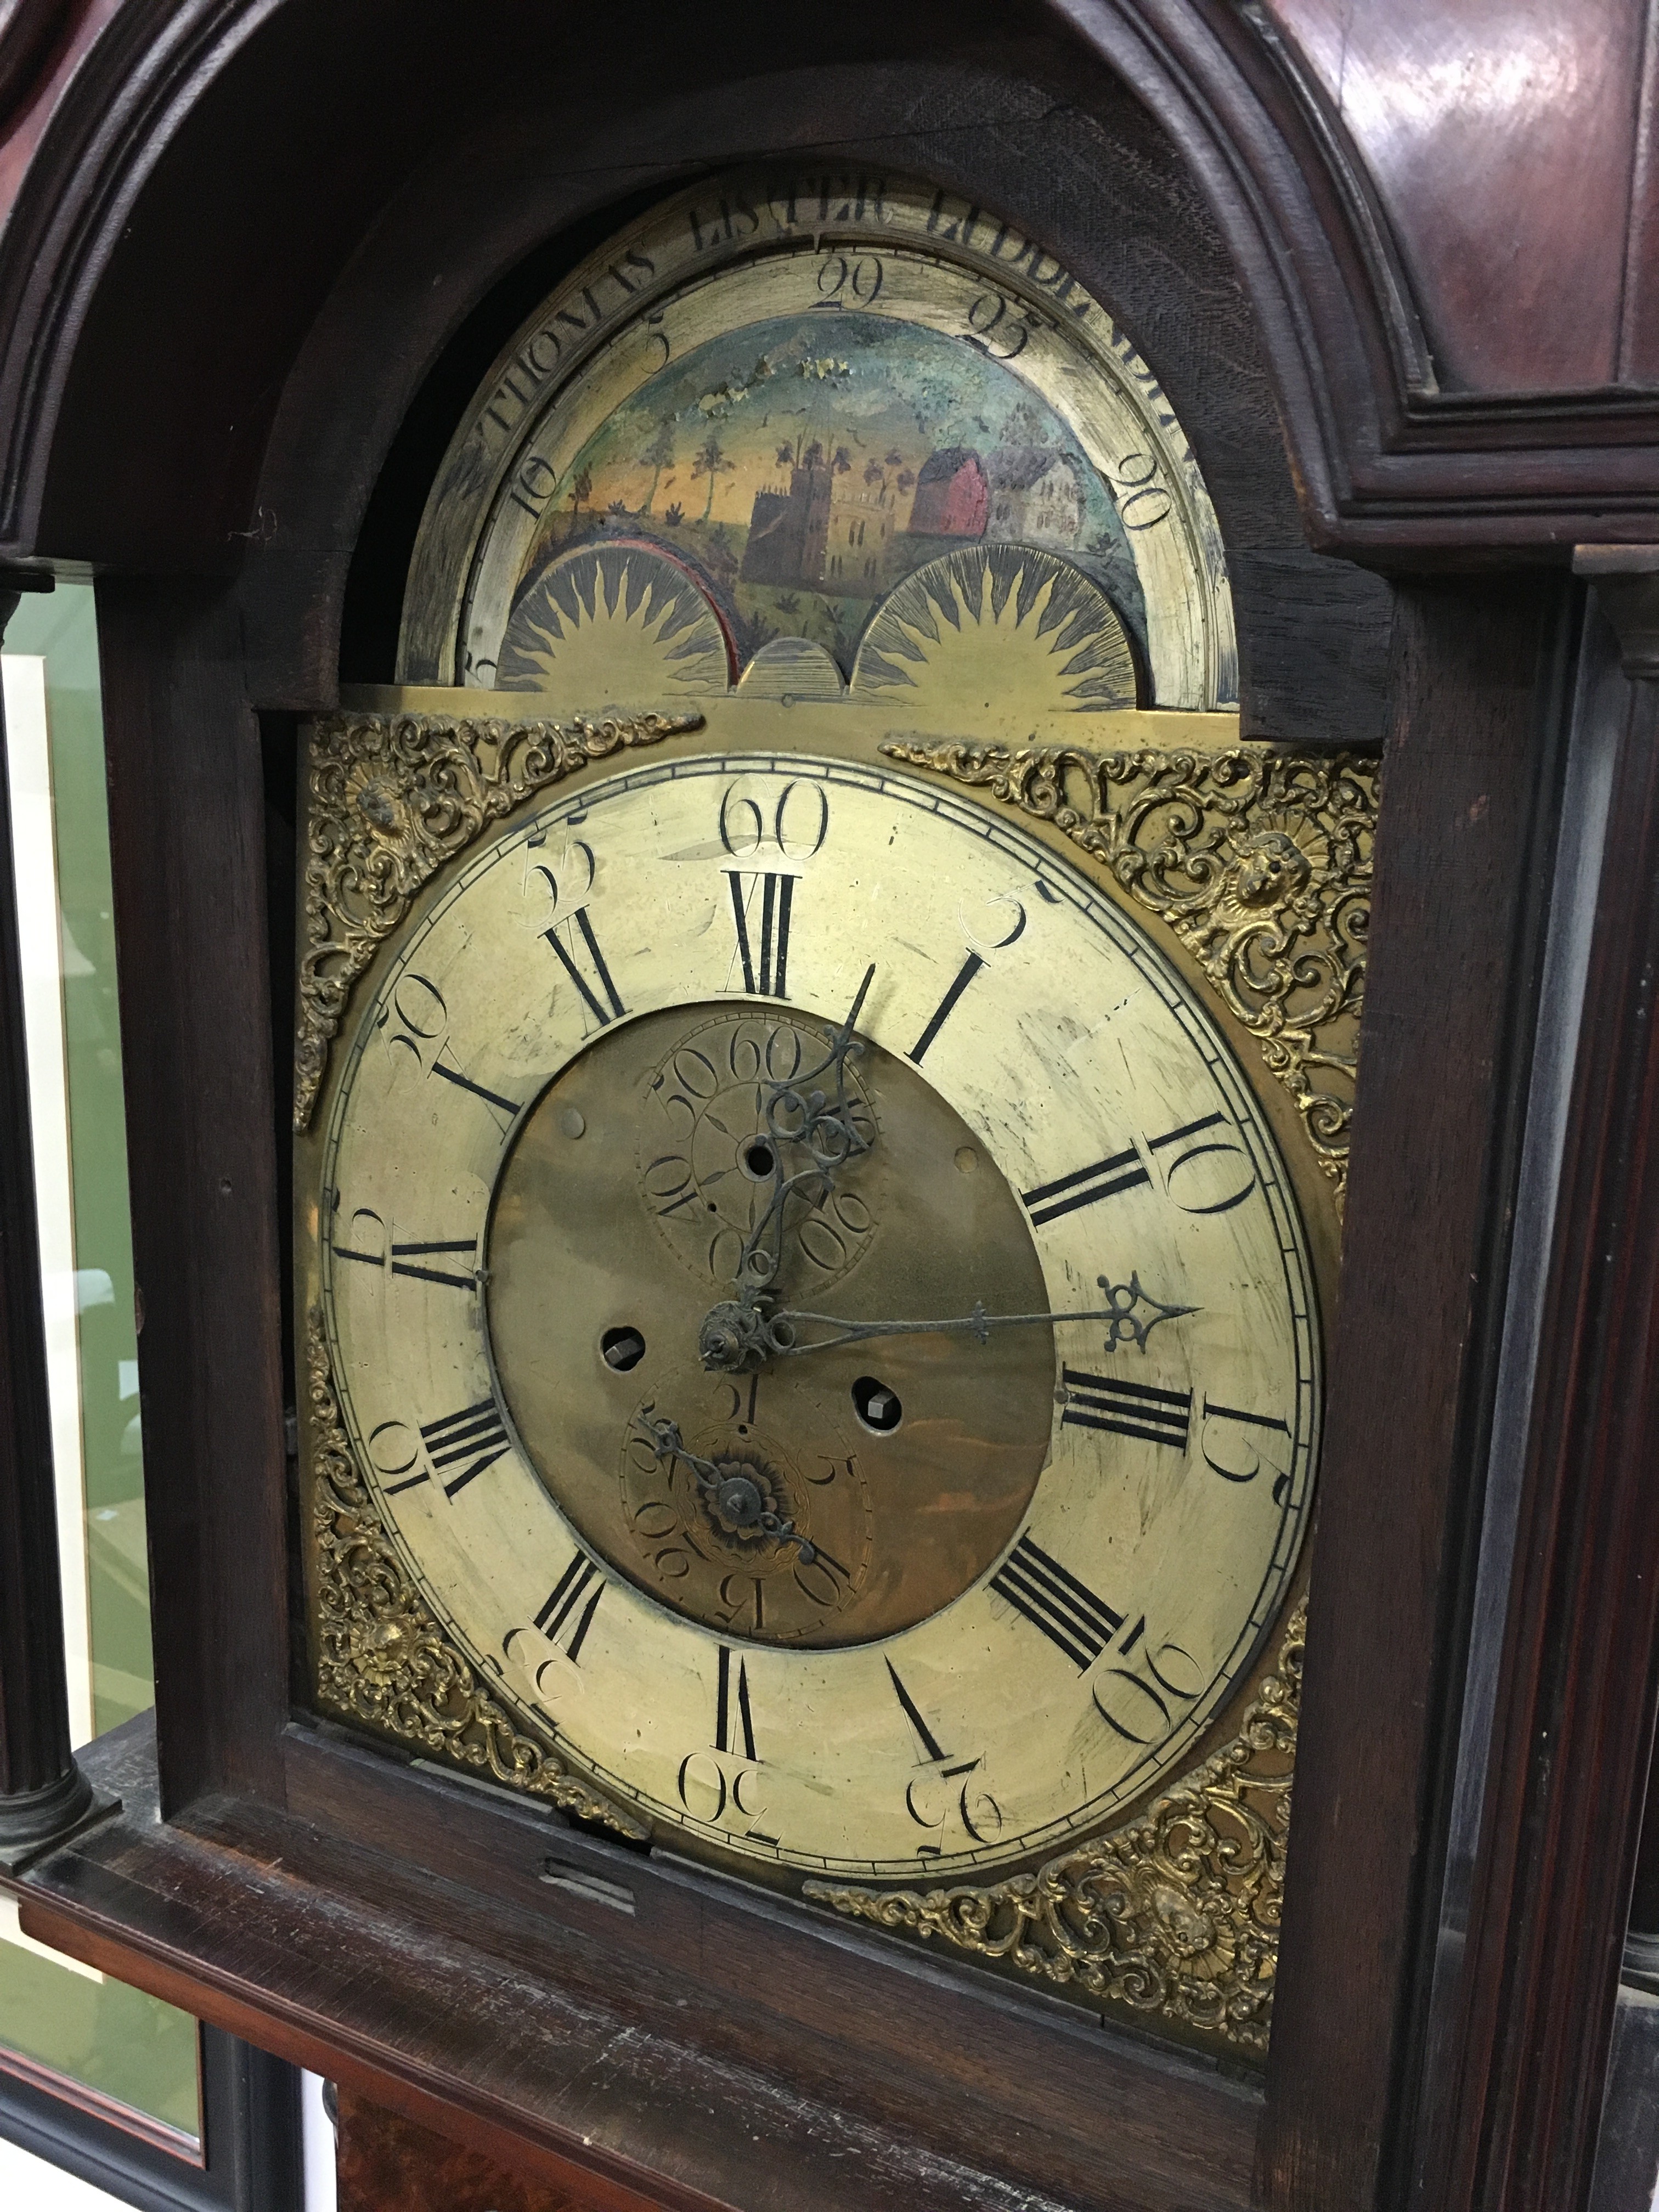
[0,583,202,2140]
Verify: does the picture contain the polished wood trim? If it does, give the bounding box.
[4,2,1659,568]
[1259,575,1578,2210]
[1421,679,1659,2210]
[0,577,91,1827]
[334,2088,657,2212]
[7,1716,1261,2212]
[95,578,290,1812]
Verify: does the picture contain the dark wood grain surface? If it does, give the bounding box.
[7,1716,1261,2212]
[1259,574,1577,2211]
[335,2090,654,2212]
[1261,0,1649,394]
[1418,673,1659,2212]
[2,1,1659,571]
[95,579,291,1812]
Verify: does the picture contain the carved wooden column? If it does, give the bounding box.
[0,572,93,1859]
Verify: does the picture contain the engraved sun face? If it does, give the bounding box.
[849,543,1139,719]
[495,543,733,697]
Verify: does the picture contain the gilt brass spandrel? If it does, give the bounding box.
[804,1597,1305,2055]
[294,706,702,1131]
[302,1307,647,1839]
[880,739,1376,1214]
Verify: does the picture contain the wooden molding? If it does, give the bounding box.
[3,1,1659,572]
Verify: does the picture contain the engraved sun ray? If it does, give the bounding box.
[496,544,734,699]
[850,543,1139,717]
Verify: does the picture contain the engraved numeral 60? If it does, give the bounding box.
[718,780,829,860]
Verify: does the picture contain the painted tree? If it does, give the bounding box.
[640,419,676,514]
[692,430,733,521]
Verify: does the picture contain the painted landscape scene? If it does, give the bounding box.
[506,309,1149,680]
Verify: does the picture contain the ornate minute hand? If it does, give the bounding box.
[721,963,878,1307]
[698,1273,1197,1372]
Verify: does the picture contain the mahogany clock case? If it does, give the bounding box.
[1,9,1613,2212]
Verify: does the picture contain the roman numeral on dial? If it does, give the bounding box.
[991,1534,1125,1670]
[543,907,627,1029]
[715,1644,758,1761]
[330,1213,478,1291]
[387,1238,475,1289]
[907,951,984,1064]
[1022,1144,1149,1223]
[534,1551,604,1662]
[420,1398,511,1497]
[886,1658,950,1763]
[430,1057,521,1123]
[1062,1367,1193,1451]
[726,870,795,996]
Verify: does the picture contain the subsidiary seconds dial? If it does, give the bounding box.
[317,749,1321,1877]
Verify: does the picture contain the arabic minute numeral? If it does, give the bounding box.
[725,869,796,997]
[543,906,628,1031]
[678,1647,766,1830]
[1146,1111,1258,1215]
[1062,1368,1193,1452]
[1203,1396,1295,1499]
[420,1397,511,1498]
[717,777,830,861]
[534,1551,605,1662]
[1092,1635,1205,1748]
[376,973,520,1131]
[884,1662,999,1852]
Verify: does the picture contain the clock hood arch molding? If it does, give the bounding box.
[0,0,1442,627]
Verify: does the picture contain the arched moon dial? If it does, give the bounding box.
[399,171,1237,711]
[486,1002,1053,1646]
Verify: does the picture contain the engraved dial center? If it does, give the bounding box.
[486,1003,1053,1647]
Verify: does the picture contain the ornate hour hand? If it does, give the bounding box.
[699,965,879,1374]
[726,961,878,1300]
[698,1273,1198,1372]
[631,1410,817,1562]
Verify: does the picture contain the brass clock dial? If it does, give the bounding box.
[313,747,1320,1880]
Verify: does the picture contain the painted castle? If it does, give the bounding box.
[741,438,1086,597]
